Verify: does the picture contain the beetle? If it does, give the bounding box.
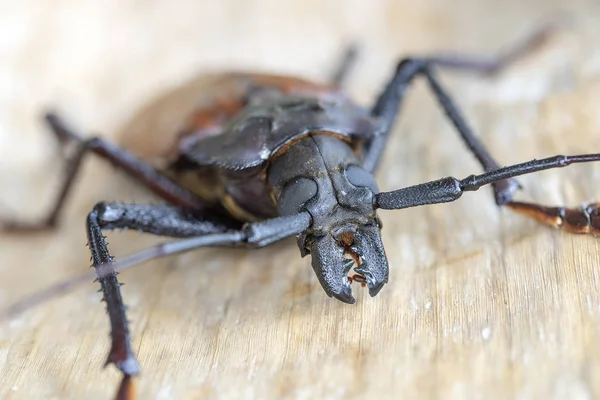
[3,22,600,399]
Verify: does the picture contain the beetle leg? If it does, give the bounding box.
[115,375,136,400]
[2,204,311,397]
[86,203,238,373]
[81,203,309,399]
[367,21,599,231]
[329,43,359,88]
[93,210,313,279]
[86,203,237,398]
[420,19,559,75]
[504,201,600,235]
[366,21,559,202]
[1,112,210,232]
[367,55,520,208]
[87,206,138,398]
[375,153,600,236]
[91,202,241,237]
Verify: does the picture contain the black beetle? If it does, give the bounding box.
[3,22,600,399]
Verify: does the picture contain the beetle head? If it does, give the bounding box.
[290,160,389,304]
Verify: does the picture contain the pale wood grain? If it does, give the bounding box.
[2,1,600,399]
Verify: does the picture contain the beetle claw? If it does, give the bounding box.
[310,234,357,304]
[333,277,356,304]
[352,225,389,297]
[343,258,355,273]
[355,263,385,297]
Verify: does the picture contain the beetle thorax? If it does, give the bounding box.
[267,133,377,230]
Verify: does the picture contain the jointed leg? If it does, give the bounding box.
[84,203,311,399]
[505,201,600,235]
[1,113,208,232]
[422,21,556,75]
[366,22,558,201]
[329,43,359,88]
[367,56,523,202]
[366,23,599,232]
[86,203,239,398]
[92,203,241,236]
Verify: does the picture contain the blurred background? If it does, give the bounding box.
[2,0,600,399]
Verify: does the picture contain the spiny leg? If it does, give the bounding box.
[84,202,310,399]
[87,203,238,398]
[87,207,137,376]
[375,154,600,236]
[1,113,208,232]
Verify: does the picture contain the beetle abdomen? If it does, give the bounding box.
[120,73,343,165]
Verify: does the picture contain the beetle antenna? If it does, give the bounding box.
[1,213,312,320]
[0,232,242,321]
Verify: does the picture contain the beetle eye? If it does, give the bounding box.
[345,165,379,194]
[277,177,318,216]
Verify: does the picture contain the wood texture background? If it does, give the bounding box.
[2,1,600,399]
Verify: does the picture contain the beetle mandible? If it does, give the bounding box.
[3,22,600,399]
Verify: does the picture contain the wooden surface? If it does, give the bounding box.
[2,1,600,399]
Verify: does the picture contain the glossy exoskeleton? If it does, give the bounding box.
[4,23,600,399]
